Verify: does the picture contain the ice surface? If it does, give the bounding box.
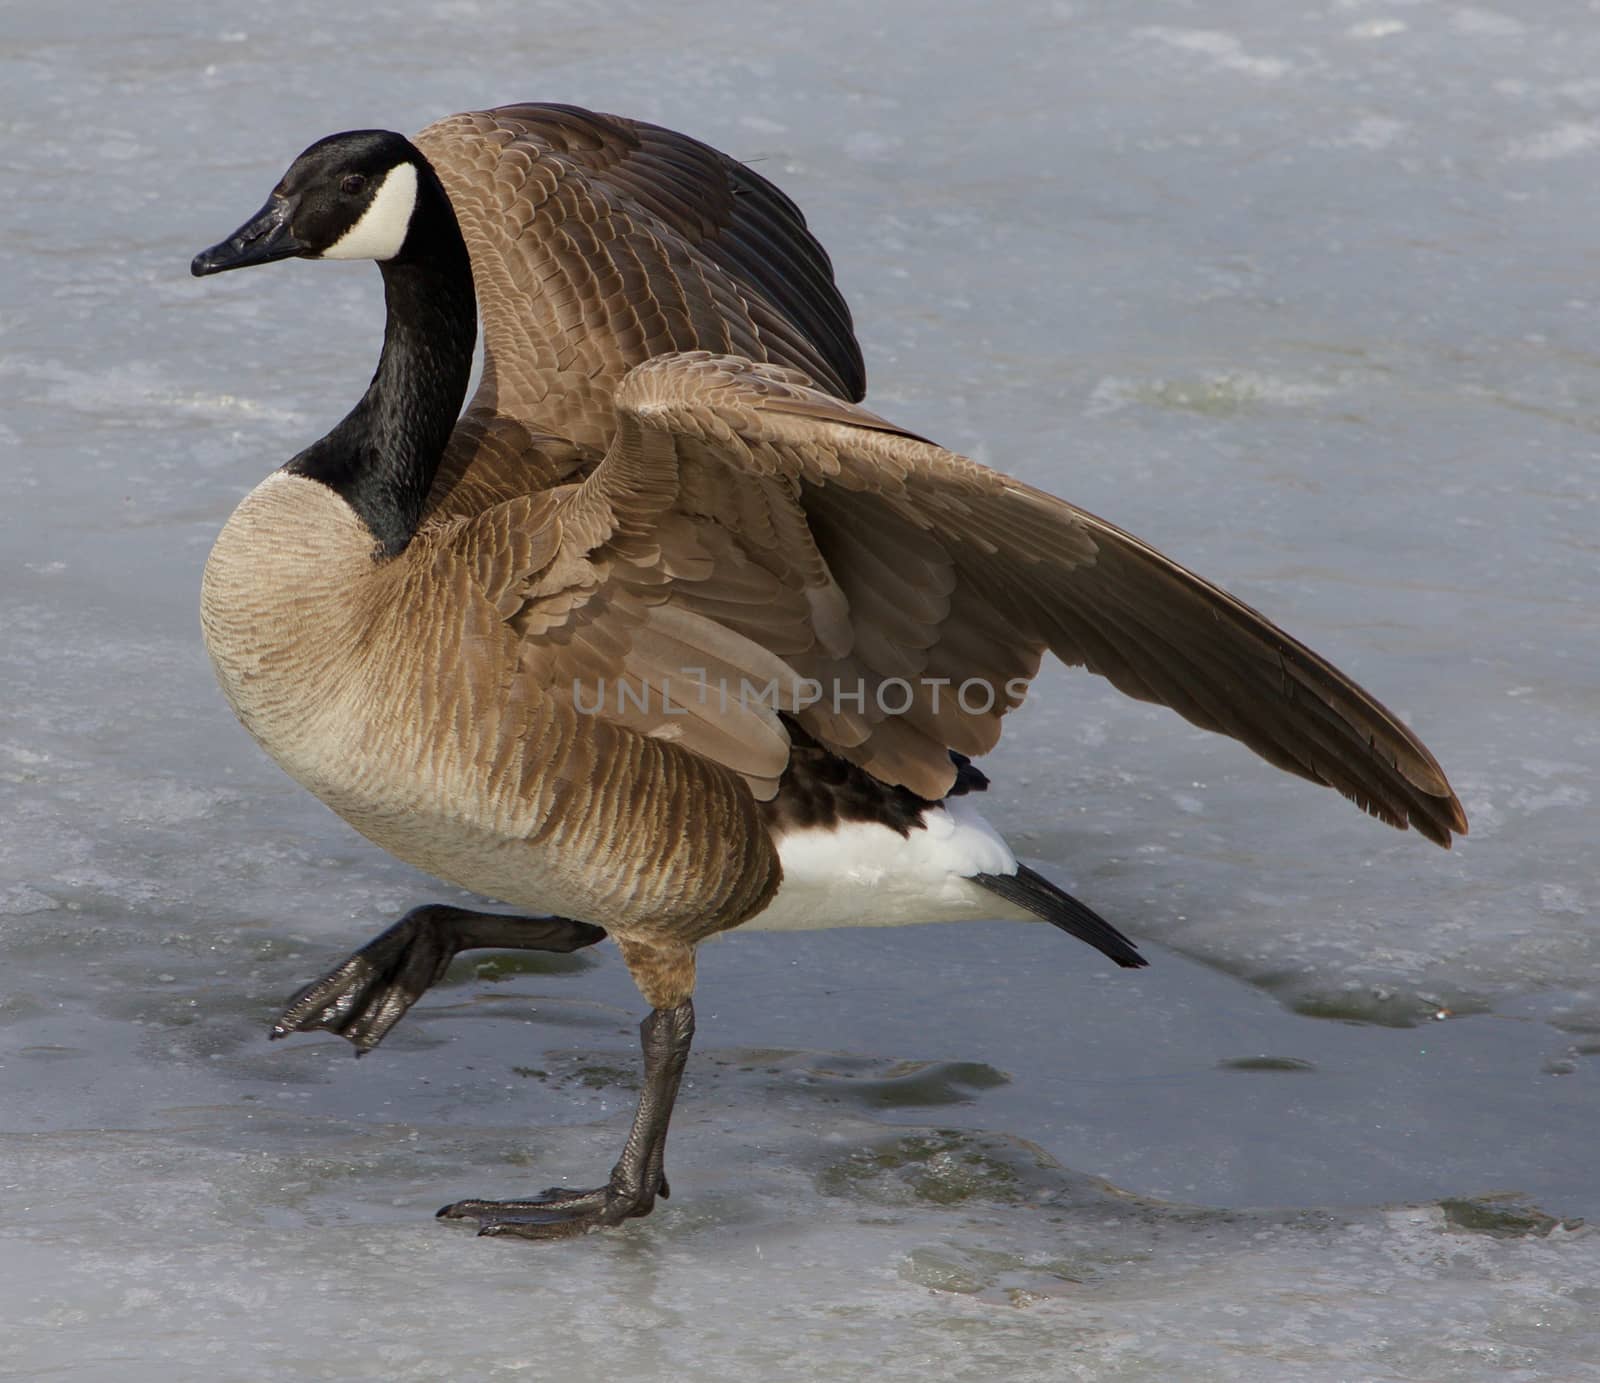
[4,0,1599,1378]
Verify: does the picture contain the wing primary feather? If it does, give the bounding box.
[591,352,1464,842]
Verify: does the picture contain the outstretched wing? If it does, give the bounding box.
[455,352,1467,847]
[414,103,865,452]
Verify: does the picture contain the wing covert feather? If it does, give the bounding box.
[496,351,1467,842]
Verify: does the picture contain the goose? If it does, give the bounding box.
[190,104,1467,1240]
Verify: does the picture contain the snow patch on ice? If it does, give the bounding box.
[0,356,306,427]
[1555,78,1600,111]
[0,883,60,916]
[843,131,903,162]
[118,780,240,826]
[1086,371,1336,417]
[1538,884,1587,917]
[1137,27,1293,80]
[1505,124,1600,161]
[1333,115,1409,150]
[1346,18,1407,40]
[1451,7,1525,39]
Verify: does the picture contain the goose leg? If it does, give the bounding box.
[272,903,606,1052]
[437,999,696,1239]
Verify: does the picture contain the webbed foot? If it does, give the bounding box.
[272,904,605,1051]
[436,1000,695,1240]
[437,1171,668,1239]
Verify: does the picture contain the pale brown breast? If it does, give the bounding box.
[201,470,779,938]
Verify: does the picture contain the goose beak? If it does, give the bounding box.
[191,195,303,276]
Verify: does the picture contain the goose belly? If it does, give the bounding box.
[199,473,775,933]
[744,798,1032,932]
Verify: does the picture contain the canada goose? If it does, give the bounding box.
[190,104,1466,1240]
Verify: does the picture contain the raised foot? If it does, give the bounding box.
[271,905,606,1052]
[437,1176,668,1240]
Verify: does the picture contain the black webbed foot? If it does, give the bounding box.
[436,1173,667,1240]
[436,1000,695,1240]
[272,904,606,1052]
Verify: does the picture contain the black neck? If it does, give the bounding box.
[286,170,476,559]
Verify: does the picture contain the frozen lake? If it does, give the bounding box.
[4,0,1599,1378]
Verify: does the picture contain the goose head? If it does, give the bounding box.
[192,130,431,276]
[191,129,476,558]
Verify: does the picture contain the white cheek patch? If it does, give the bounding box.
[320,161,418,261]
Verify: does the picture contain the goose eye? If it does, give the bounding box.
[340,174,367,196]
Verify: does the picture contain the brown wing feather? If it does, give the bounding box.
[494,350,1467,845]
[413,103,864,455]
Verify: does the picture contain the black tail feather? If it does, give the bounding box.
[973,865,1147,969]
